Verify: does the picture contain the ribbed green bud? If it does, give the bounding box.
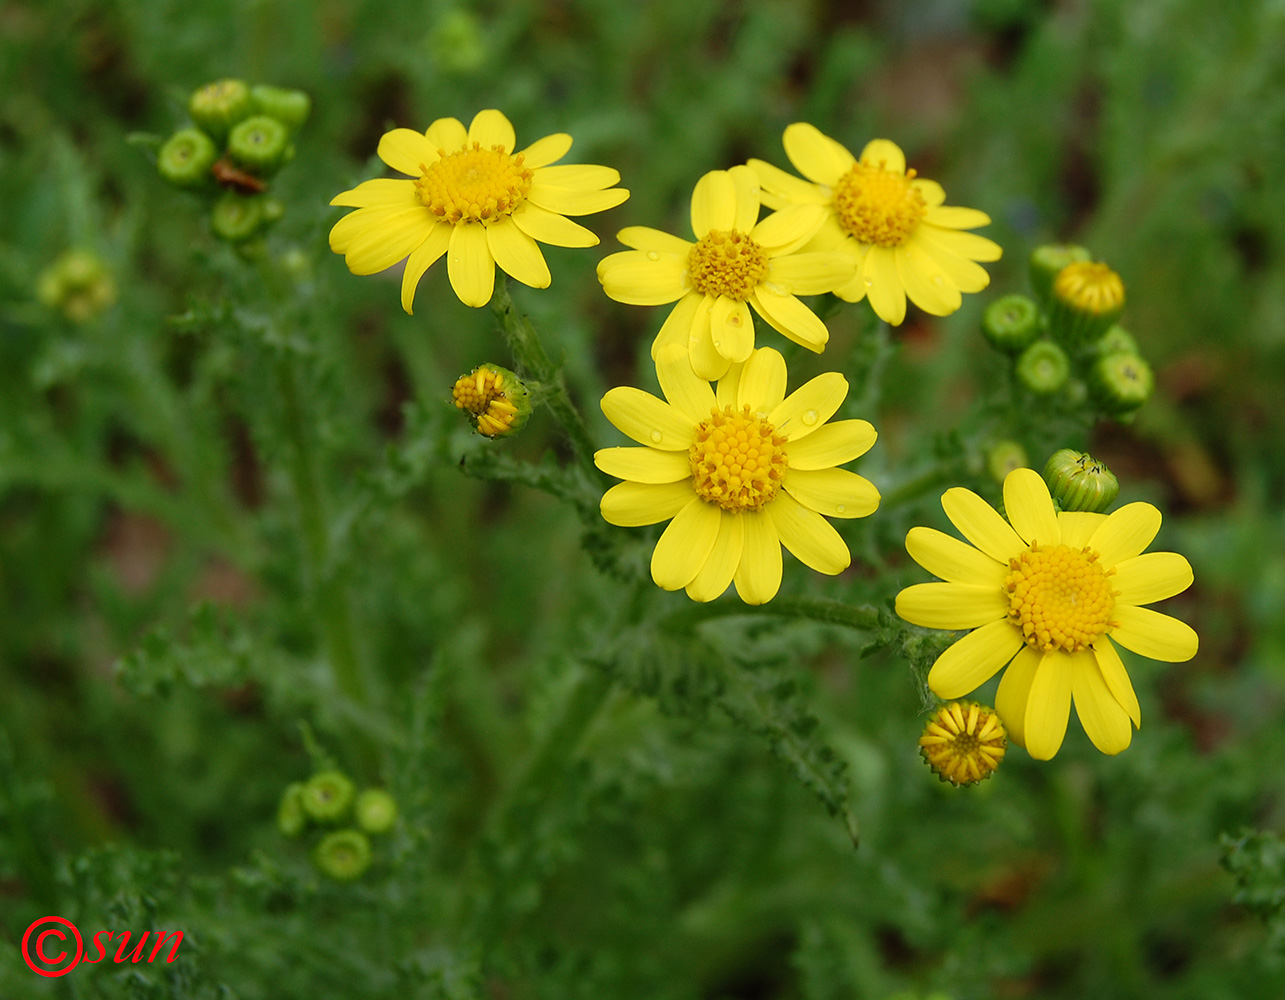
[1043,449,1119,513]
[981,294,1040,354]
[354,789,399,835]
[1029,243,1090,303]
[1095,324,1139,358]
[210,192,265,242]
[314,829,372,881]
[1090,351,1154,416]
[277,782,308,838]
[228,115,291,176]
[36,249,116,322]
[157,128,218,190]
[301,770,355,823]
[1015,340,1069,395]
[250,85,312,132]
[451,364,532,437]
[1047,260,1126,347]
[188,78,254,142]
[986,441,1028,484]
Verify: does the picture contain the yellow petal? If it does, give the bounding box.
[923,205,993,232]
[425,116,467,152]
[783,418,874,471]
[517,132,572,168]
[926,619,1023,699]
[903,525,1006,586]
[862,244,907,325]
[651,292,703,358]
[330,178,419,208]
[600,480,695,526]
[1071,650,1132,754]
[535,163,622,190]
[746,157,829,206]
[996,645,1041,748]
[1093,636,1141,727]
[858,138,906,174]
[783,468,879,518]
[686,511,745,602]
[715,357,743,409]
[783,122,853,186]
[736,347,787,413]
[527,182,629,217]
[486,216,550,289]
[377,128,438,176]
[940,487,1025,563]
[690,170,737,238]
[400,224,451,314]
[711,296,755,364]
[689,297,730,382]
[466,109,515,152]
[749,288,829,351]
[1110,606,1198,662]
[911,178,945,207]
[728,164,761,233]
[895,582,1009,630]
[1112,551,1194,606]
[594,447,691,484]
[600,387,694,450]
[652,498,722,590]
[769,372,848,440]
[910,226,992,293]
[617,226,693,256]
[1003,467,1060,546]
[1088,501,1162,566]
[1058,510,1106,549]
[596,250,687,305]
[920,224,1003,265]
[767,491,849,575]
[656,342,716,424]
[733,510,782,604]
[766,251,855,295]
[751,204,829,255]
[511,202,599,247]
[1024,650,1073,760]
[342,210,435,275]
[446,222,494,307]
[895,242,962,316]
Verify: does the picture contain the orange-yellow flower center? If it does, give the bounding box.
[1006,543,1117,653]
[452,366,519,437]
[919,701,1006,786]
[416,143,533,224]
[1053,261,1125,315]
[688,405,788,512]
[833,161,926,247]
[686,229,770,301]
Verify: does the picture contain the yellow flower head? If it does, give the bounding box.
[330,109,629,312]
[596,165,855,381]
[749,126,1002,326]
[595,343,880,603]
[920,701,1006,786]
[895,468,1198,760]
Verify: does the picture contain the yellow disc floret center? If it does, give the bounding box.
[1053,261,1125,314]
[452,366,519,437]
[416,143,533,224]
[919,701,1006,786]
[686,229,770,301]
[833,161,926,247]
[689,405,788,512]
[1006,543,1117,652]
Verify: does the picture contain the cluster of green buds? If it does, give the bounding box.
[276,770,398,881]
[36,248,116,323]
[156,79,310,244]
[451,363,532,438]
[979,244,1154,421]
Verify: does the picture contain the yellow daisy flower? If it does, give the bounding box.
[596,165,854,381]
[748,126,1002,326]
[329,109,629,312]
[895,468,1197,760]
[595,343,880,603]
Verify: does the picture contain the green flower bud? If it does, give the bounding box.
[157,128,218,190]
[1029,243,1090,304]
[1042,449,1119,513]
[1047,260,1126,347]
[354,789,399,835]
[314,829,372,881]
[1015,340,1069,395]
[36,249,116,322]
[250,85,312,132]
[277,782,308,838]
[451,364,532,437]
[228,115,291,176]
[300,770,355,824]
[1095,323,1139,358]
[188,78,254,142]
[430,10,487,74]
[210,192,265,243]
[981,294,1040,354]
[986,440,1028,484]
[1090,351,1154,416]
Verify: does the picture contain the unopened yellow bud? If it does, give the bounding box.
[920,701,1006,786]
[451,363,531,437]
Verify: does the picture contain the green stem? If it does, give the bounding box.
[664,597,881,633]
[490,277,602,477]
[880,464,961,510]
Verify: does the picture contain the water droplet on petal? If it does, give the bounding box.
[713,339,722,348]
[864,278,874,288]
[802,409,819,426]
[650,430,663,444]
[932,275,944,287]
[646,251,660,261]
[836,503,847,514]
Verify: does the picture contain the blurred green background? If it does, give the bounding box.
[2,0,1285,997]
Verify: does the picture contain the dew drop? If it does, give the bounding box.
[836,504,847,514]
[802,409,819,426]
[713,339,722,348]
[932,275,945,287]
[647,251,660,261]
[650,430,663,443]
[864,278,874,288]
